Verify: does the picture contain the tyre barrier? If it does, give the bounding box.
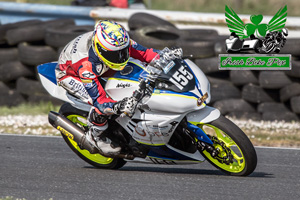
[0,20,42,44]
[0,16,299,122]
[128,12,176,31]
[18,42,57,66]
[6,19,75,45]
[280,83,300,102]
[45,25,94,48]
[130,25,180,50]
[229,70,259,86]
[258,71,292,89]
[0,48,18,65]
[213,99,255,115]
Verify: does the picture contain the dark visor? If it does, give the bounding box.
[96,43,129,64]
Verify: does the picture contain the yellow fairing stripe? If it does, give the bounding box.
[152,93,198,100]
[128,61,148,72]
[136,140,165,146]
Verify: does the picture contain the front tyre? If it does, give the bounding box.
[199,115,257,176]
[58,103,126,169]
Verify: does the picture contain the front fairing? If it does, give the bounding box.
[105,58,211,113]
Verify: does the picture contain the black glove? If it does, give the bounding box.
[113,97,137,115]
[169,46,183,58]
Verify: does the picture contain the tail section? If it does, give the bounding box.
[37,62,71,103]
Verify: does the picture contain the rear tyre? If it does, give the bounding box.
[199,115,257,176]
[58,103,126,169]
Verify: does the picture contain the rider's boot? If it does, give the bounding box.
[86,107,121,155]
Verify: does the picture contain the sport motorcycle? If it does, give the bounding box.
[38,48,257,176]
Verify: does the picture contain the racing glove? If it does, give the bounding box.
[113,97,137,116]
[149,46,183,73]
[169,46,183,59]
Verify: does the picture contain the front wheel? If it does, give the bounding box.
[199,115,257,176]
[58,103,126,169]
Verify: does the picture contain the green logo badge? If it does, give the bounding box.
[225,5,287,39]
[220,5,291,70]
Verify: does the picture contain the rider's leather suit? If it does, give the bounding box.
[56,31,158,114]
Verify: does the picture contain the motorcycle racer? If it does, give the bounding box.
[55,20,159,155]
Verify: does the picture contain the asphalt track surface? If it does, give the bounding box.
[1,134,300,200]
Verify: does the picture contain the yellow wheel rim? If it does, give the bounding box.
[200,124,246,173]
[66,115,114,165]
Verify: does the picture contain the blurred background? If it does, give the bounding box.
[0,0,299,124]
[0,0,299,15]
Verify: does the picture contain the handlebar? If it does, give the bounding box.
[123,47,182,117]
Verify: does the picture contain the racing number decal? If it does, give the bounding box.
[169,66,193,90]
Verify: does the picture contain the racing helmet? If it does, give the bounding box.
[92,20,130,71]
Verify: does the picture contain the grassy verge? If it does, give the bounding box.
[241,125,300,148]
[0,103,61,136]
[147,0,300,16]
[0,102,60,115]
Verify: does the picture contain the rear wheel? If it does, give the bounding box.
[58,103,126,169]
[198,115,257,176]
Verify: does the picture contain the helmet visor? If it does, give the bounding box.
[96,43,129,64]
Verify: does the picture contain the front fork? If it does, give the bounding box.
[186,122,220,158]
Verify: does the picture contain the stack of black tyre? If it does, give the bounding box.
[0,14,299,122]
[128,13,300,122]
[0,18,94,106]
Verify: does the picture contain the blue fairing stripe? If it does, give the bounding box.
[113,61,145,81]
[187,122,213,145]
[157,89,199,99]
[148,146,199,161]
[37,62,57,84]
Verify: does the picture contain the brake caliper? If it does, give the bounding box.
[210,136,234,165]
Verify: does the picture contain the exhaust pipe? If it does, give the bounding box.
[48,111,98,154]
[48,111,134,159]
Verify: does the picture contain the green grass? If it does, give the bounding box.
[147,0,300,16]
[0,102,60,115]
